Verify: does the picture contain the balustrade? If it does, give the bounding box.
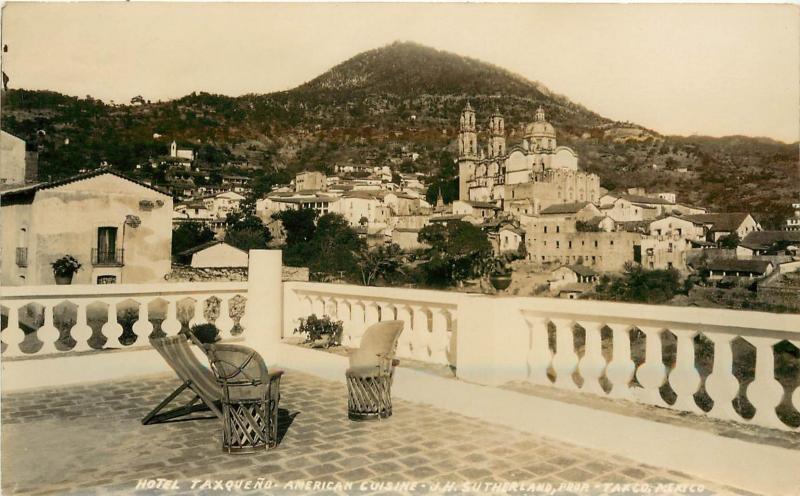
[1,282,249,357]
[520,299,800,431]
[284,283,459,367]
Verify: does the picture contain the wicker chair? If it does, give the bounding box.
[143,335,223,425]
[346,320,404,421]
[205,344,283,453]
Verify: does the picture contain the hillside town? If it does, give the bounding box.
[2,103,798,311]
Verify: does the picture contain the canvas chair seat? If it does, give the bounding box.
[143,334,223,425]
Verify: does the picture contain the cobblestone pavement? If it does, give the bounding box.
[2,371,750,496]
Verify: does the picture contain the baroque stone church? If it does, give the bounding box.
[456,103,600,215]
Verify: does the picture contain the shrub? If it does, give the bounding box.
[294,314,343,348]
[187,323,220,344]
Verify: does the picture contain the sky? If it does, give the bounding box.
[1,3,798,143]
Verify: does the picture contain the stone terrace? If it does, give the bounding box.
[2,371,747,496]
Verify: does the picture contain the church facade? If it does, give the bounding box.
[456,103,600,215]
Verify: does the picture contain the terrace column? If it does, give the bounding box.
[246,250,283,364]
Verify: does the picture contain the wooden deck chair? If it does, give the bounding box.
[142,334,223,425]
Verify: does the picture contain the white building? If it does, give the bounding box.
[178,240,248,268]
[0,170,173,286]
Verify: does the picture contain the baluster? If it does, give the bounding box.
[634,326,668,406]
[606,323,635,399]
[216,296,236,339]
[524,315,551,385]
[704,332,741,421]
[2,303,26,357]
[378,302,396,323]
[132,299,154,340]
[336,299,353,346]
[312,297,325,317]
[324,297,337,319]
[188,296,207,328]
[161,298,182,336]
[38,303,61,354]
[101,300,124,347]
[70,300,94,352]
[551,318,579,390]
[350,301,366,346]
[365,303,380,326]
[395,305,414,358]
[668,329,702,413]
[430,309,450,365]
[577,321,606,395]
[746,337,785,429]
[411,306,431,361]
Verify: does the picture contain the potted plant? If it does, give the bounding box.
[51,255,82,285]
[488,256,513,291]
[294,314,343,349]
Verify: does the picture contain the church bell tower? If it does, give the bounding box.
[457,102,478,201]
[488,109,506,157]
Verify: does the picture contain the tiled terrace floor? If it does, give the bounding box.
[2,371,747,496]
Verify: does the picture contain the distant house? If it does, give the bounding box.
[0,170,172,285]
[453,200,502,221]
[683,213,761,243]
[538,201,602,221]
[549,265,598,292]
[178,240,248,268]
[392,227,428,251]
[497,225,524,254]
[169,141,195,162]
[736,231,800,257]
[705,259,774,280]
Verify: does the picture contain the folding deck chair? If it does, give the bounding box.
[142,334,224,425]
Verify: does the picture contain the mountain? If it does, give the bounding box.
[1,42,796,227]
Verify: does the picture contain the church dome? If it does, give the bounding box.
[524,120,556,139]
[524,106,556,139]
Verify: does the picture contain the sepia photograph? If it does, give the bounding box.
[0,2,799,495]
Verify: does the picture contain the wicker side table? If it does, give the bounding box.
[206,344,283,454]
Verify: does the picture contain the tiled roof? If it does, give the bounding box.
[739,231,800,250]
[706,259,773,273]
[619,194,674,205]
[539,202,591,215]
[0,169,171,203]
[683,213,752,232]
[467,201,501,210]
[567,264,598,277]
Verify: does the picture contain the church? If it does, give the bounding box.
[456,103,600,215]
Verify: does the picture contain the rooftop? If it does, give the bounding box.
[1,370,731,495]
[683,213,752,232]
[539,202,592,215]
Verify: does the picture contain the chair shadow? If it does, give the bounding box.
[276,408,299,445]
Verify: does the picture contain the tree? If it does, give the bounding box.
[172,221,215,256]
[595,262,683,304]
[718,232,740,249]
[418,220,492,286]
[274,209,317,246]
[224,198,271,251]
[306,213,364,278]
[357,243,405,286]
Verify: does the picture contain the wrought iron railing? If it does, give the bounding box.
[91,248,124,266]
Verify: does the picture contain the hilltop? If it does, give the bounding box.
[1,41,796,227]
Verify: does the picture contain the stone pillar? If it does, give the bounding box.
[246,250,283,364]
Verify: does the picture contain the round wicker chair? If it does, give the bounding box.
[345,320,404,421]
[205,344,283,454]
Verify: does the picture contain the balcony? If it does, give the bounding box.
[2,251,800,495]
[15,247,27,267]
[91,248,124,267]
